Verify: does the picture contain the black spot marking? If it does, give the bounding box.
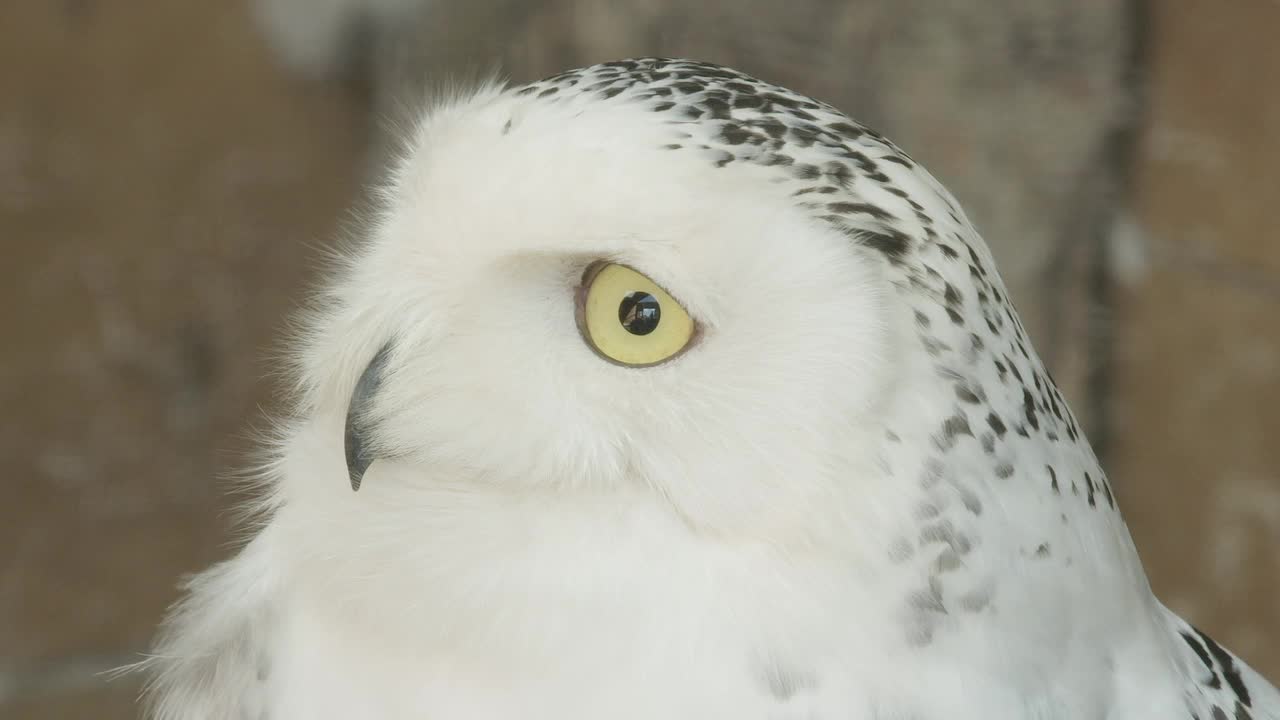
[955,384,980,404]
[858,230,911,263]
[957,485,983,515]
[1183,631,1216,674]
[1196,627,1252,708]
[920,519,971,555]
[940,413,973,446]
[720,124,751,145]
[919,459,944,489]
[793,164,821,180]
[828,201,894,221]
[921,335,952,358]
[943,283,962,307]
[909,577,947,614]
[933,548,962,573]
[1022,388,1040,431]
[968,333,986,357]
[906,619,936,647]
[759,662,816,701]
[987,412,1007,437]
[980,432,996,455]
[958,587,991,612]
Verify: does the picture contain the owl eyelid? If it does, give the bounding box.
[575,259,682,307]
[578,258,611,287]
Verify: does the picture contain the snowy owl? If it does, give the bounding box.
[141,59,1278,720]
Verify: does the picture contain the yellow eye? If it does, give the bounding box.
[576,262,696,367]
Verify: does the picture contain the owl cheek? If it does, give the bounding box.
[344,343,393,492]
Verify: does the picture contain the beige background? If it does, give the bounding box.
[1,1,1276,717]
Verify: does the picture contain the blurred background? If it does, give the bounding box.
[1,0,1276,717]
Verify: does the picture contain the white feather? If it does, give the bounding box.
[138,61,1279,720]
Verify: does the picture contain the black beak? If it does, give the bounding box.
[344,343,392,491]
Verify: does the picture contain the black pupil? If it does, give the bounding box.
[618,292,661,335]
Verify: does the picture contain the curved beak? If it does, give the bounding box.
[343,343,392,491]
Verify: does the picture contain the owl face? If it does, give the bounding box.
[317,87,900,541]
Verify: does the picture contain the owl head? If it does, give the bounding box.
[281,59,1086,562]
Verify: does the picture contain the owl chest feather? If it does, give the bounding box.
[253,485,1181,720]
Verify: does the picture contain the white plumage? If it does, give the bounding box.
[140,59,1278,720]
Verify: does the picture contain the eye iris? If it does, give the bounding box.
[618,291,661,335]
